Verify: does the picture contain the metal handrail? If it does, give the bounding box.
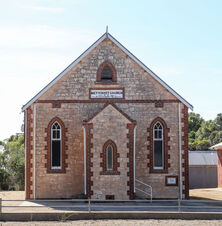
[1,198,222,214]
[135,179,152,201]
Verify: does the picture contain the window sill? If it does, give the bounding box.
[100,170,120,175]
[95,81,118,85]
[149,169,168,174]
[47,169,66,174]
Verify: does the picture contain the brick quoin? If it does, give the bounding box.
[83,123,94,198]
[126,123,136,200]
[182,106,189,199]
[217,150,222,187]
[25,107,33,199]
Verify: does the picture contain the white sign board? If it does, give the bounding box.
[90,89,123,99]
[167,177,176,185]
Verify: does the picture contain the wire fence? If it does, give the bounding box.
[1,198,222,213]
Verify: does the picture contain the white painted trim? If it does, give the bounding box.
[83,127,86,195]
[22,32,193,111]
[22,33,107,111]
[108,33,193,110]
[178,103,182,200]
[33,103,36,200]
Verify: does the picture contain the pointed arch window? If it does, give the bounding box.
[51,122,61,169]
[100,140,120,175]
[45,117,68,173]
[96,61,117,83]
[106,145,113,170]
[153,122,164,169]
[148,117,170,174]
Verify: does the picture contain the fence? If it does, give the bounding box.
[1,198,222,213]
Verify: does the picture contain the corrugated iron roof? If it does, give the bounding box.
[189,151,218,166]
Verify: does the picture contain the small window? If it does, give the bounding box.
[101,66,113,81]
[153,122,164,169]
[51,122,61,169]
[106,145,113,170]
[96,61,117,83]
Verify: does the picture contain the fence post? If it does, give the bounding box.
[178,199,181,212]
[0,198,2,213]
[88,198,91,213]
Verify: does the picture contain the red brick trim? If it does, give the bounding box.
[165,176,178,186]
[217,150,222,187]
[84,102,136,124]
[37,99,179,104]
[127,123,136,200]
[100,139,120,175]
[25,107,33,199]
[45,117,68,174]
[147,117,170,174]
[89,88,125,100]
[96,61,117,82]
[182,106,189,198]
[83,123,94,198]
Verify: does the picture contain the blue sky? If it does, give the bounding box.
[0,0,222,140]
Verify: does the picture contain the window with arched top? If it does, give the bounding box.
[106,145,113,170]
[45,117,68,173]
[153,122,164,169]
[148,117,170,173]
[96,61,117,83]
[101,66,113,81]
[51,122,61,169]
[100,140,120,175]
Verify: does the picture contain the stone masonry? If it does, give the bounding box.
[25,36,189,200]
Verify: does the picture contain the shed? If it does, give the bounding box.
[189,151,218,189]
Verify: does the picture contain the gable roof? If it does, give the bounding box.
[84,103,136,124]
[22,32,193,111]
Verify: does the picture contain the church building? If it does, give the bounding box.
[22,31,193,200]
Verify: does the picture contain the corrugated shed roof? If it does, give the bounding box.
[189,151,218,166]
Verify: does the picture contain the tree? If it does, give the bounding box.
[215,113,222,131]
[0,134,25,190]
[188,112,204,133]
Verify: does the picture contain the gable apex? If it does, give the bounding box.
[22,31,193,111]
[83,103,136,124]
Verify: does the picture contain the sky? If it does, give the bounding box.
[0,0,222,140]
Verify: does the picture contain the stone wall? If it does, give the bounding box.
[88,105,132,200]
[25,38,189,199]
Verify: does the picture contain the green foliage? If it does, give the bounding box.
[0,134,25,191]
[188,112,222,150]
[188,112,204,133]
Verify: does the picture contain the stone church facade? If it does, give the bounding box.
[22,31,192,200]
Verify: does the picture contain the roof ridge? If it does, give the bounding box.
[22,31,193,111]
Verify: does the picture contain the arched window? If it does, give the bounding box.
[100,140,120,175]
[106,145,113,170]
[96,61,117,83]
[153,122,164,169]
[51,122,61,169]
[101,66,113,81]
[45,117,68,173]
[148,117,170,173]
